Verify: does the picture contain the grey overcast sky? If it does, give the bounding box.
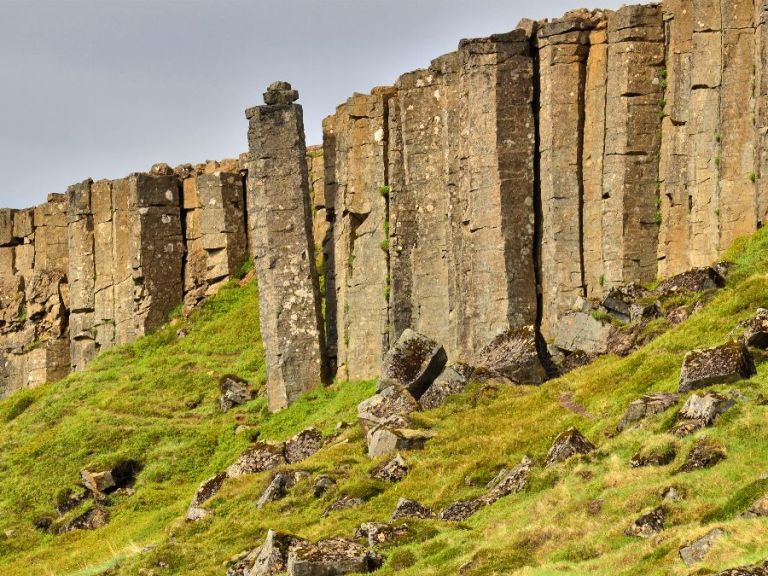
[0,0,631,209]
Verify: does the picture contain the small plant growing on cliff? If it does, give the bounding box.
[379,185,390,198]
[380,238,390,252]
[599,274,605,288]
[750,172,757,183]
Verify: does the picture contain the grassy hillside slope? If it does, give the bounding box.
[2,230,768,575]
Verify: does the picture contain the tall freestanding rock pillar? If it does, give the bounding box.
[245,82,328,412]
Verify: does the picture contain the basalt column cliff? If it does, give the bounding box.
[2,2,767,410]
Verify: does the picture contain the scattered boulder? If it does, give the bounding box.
[679,528,725,566]
[715,561,768,576]
[740,309,768,349]
[354,522,410,548]
[679,342,756,392]
[661,486,684,502]
[656,266,725,296]
[55,487,90,515]
[482,456,533,505]
[630,301,662,323]
[226,442,286,478]
[671,392,735,436]
[377,329,447,399]
[313,475,336,498]
[601,284,648,323]
[545,428,595,467]
[371,454,409,483]
[322,496,364,517]
[630,442,677,468]
[391,498,434,521]
[556,350,594,375]
[219,375,254,412]
[474,326,549,385]
[288,538,383,575]
[366,426,433,459]
[257,471,308,509]
[624,506,665,538]
[679,438,726,473]
[285,427,325,464]
[241,530,308,576]
[439,499,484,522]
[357,385,420,433]
[420,364,474,410]
[149,162,174,176]
[617,393,680,432]
[59,506,109,533]
[187,472,227,521]
[555,311,614,356]
[80,460,140,497]
[742,495,768,518]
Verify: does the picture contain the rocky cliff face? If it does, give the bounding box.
[2,1,767,408]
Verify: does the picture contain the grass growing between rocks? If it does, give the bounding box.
[3,230,768,575]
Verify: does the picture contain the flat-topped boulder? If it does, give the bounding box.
[357,385,420,433]
[656,266,725,295]
[671,392,734,436]
[366,426,433,459]
[679,342,756,392]
[377,329,447,399]
[555,311,614,356]
[617,393,680,432]
[226,442,287,478]
[474,326,549,385]
[288,538,382,575]
[285,427,325,464]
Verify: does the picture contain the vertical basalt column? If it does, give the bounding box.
[757,1,768,226]
[330,89,394,381]
[66,180,97,370]
[92,179,117,353]
[322,115,338,374]
[538,17,593,337]
[245,82,327,411]
[582,16,610,298]
[601,5,665,289]
[658,0,694,277]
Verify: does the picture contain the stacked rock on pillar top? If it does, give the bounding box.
[245,82,328,412]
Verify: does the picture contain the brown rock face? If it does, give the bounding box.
[245,83,328,411]
[679,341,756,392]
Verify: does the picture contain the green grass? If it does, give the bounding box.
[4,228,768,574]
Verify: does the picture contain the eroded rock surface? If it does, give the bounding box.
[679,342,756,392]
[377,329,447,399]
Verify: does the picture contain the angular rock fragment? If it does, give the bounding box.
[679,342,756,392]
[241,530,309,576]
[679,528,725,566]
[601,285,648,323]
[439,499,484,522]
[354,522,410,548]
[420,364,474,410]
[741,309,768,349]
[219,375,253,412]
[357,385,420,433]
[679,439,726,473]
[226,442,286,478]
[555,311,614,355]
[715,561,768,576]
[660,486,684,502]
[742,495,768,519]
[313,475,336,498]
[617,393,680,432]
[482,456,533,505]
[671,392,734,436]
[257,471,308,509]
[656,267,725,296]
[371,454,409,483]
[59,506,110,533]
[474,326,549,385]
[186,472,227,521]
[377,329,447,399]
[366,426,433,459]
[391,498,434,521]
[545,428,595,467]
[285,427,325,464]
[288,538,383,575]
[624,506,664,538]
[322,496,363,517]
[80,460,140,497]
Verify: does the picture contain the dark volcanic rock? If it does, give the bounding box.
[679,528,725,566]
[187,472,227,521]
[624,506,664,538]
[679,341,756,392]
[482,456,533,504]
[285,427,324,464]
[357,385,420,433]
[439,499,485,521]
[322,496,364,517]
[656,266,725,295]
[226,442,286,478]
[391,498,434,521]
[679,438,727,473]
[420,363,474,410]
[741,309,768,349]
[617,393,680,432]
[377,329,447,399]
[288,538,383,575]
[257,471,308,509]
[545,428,595,467]
[715,561,768,576]
[371,454,409,483]
[59,506,109,533]
[474,326,549,385]
[313,475,336,498]
[219,375,254,412]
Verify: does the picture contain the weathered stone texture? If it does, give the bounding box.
[245,83,327,411]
